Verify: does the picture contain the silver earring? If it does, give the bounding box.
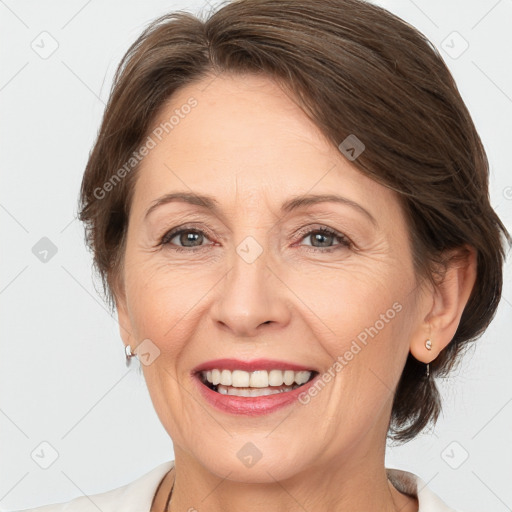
[425,338,432,378]
[125,345,136,367]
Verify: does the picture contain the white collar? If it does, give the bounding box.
[386,467,459,511]
[59,461,459,512]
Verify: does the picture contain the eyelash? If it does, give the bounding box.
[158,224,352,254]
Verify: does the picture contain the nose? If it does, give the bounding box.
[210,243,291,338]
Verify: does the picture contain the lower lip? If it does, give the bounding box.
[193,373,319,415]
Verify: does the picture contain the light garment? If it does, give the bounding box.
[15,460,464,511]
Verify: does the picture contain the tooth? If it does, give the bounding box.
[295,371,311,385]
[227,386,249,396]
[215,383,299,397]
[225,386,235,395]
[249,387,273,396]
[268,369,284,386]
[220,369,232,386]
[283,370,295,386]
[203,368,313,388]
[249,370,268,387]
[231,370,250,387]
[211,369,221,385]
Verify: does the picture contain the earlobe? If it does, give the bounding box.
[410,325,438,364]
[409,244,477,364]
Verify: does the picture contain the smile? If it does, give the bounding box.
[192,358,320,415]
[200,368,317,396]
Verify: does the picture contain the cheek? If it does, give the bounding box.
[284,260,414,383]
[123,256,221,344]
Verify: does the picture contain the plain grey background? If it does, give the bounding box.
[1,0,511,510]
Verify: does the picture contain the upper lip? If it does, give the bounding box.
[192,358,318,374]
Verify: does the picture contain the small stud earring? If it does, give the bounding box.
[125,345,136,367]
[425,338,432,378]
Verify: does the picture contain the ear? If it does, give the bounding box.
[409,244,477,364]
[112,273,135,350]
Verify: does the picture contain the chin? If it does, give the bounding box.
[190,437,313,484]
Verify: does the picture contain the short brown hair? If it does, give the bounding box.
[78,0,511,442]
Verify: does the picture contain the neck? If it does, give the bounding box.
[166,446,417,512]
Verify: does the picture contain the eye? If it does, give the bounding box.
[160,225,214,252]
[296,226,351,253]
[159,224,352,254]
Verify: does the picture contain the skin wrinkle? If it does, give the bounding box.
[113,73,476,512]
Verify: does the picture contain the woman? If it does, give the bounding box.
[18,0,510,510]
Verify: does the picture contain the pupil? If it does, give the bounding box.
[181,231,202,247]
[314,232,332,247]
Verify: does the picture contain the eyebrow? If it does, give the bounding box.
[144,191,377,226]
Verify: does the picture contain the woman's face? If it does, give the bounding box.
[117,73,426,482]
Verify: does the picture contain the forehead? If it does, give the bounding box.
[131,73,396,218]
